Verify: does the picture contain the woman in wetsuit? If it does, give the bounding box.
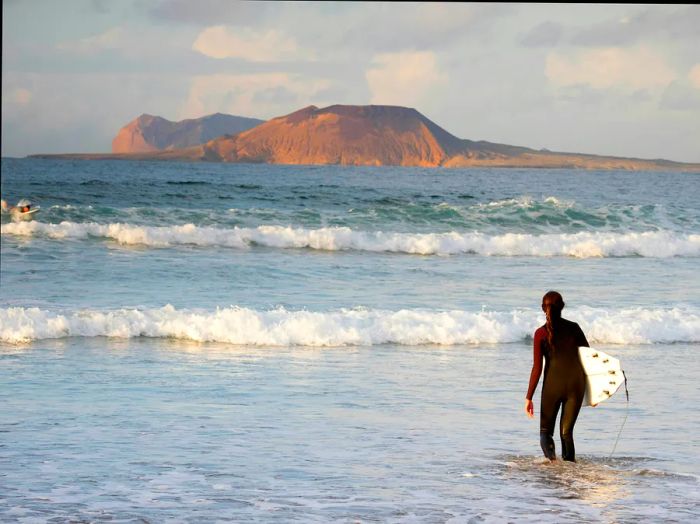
[524,291,589,462]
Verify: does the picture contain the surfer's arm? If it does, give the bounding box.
[525,329,544,417]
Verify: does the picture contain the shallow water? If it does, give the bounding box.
[1,339,698,522]
[1,159,699,521]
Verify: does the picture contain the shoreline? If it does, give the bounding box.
[22,151,700,172]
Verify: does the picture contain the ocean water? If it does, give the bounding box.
[1,158,699,522]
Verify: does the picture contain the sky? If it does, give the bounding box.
[2,1,700,162]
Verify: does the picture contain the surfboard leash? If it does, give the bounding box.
[609,370,629,458]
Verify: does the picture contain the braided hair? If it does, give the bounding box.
[542,291,565,353]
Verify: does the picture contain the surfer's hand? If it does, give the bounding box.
[525,399,534,418]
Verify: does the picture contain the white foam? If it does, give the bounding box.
[49,204,92,210]
[475,196,574,210]
[2,221,699,258]
[1,305,698,345]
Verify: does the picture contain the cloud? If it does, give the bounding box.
[516,6,700,49]
[90,0,111,15]
[365,51,448,108]
[689,64,700,89]
[192,26,310,62]
[149,0,271,26]
[659,80,700,111]
[328,3,513,55]
[570,6,700,47]
[251,86,300,106]
[658,65,700,111]
[545,47,676,90]
[154,3,513,59]
[56,26,125,55]
[179,74,332,120]
[53,24,197,64]
[519,21,563,47]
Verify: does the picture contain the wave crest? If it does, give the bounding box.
[1,305,698,345]
[2,221,700,258]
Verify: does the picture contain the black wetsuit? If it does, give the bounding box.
[526,318,589,461]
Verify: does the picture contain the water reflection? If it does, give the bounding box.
[497,454,675,514]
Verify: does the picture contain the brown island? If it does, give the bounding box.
[30,104,700,171]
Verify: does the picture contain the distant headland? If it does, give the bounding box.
[111,113,264,153]
[30,105,700,171]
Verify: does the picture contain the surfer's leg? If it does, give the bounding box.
[540,431,556,461]
[540,392,561,460]
[559,392,584,462]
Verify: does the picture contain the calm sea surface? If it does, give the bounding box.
[1,159,699,522]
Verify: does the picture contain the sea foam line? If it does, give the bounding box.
[2,221,700,257]
[1,305,698,345]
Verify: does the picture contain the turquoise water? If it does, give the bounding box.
[1,159,699,521]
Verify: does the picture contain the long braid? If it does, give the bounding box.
[545,308,556,354]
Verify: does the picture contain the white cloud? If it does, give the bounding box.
[545,46,676,90]
[365,51,448,108]
[689,64,700,89]
[179,73,332,119]
[192,26,309,62]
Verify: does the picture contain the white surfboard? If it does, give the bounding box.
[579,346,625,407]
[11,207,40,221]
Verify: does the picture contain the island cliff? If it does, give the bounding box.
[33,105,700,171]
[111,113,264,153]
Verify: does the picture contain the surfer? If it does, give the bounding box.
[4,199,38,220]
[524,291,589,462]
[3,199,32,213]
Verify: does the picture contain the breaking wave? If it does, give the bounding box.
[2,221,699,258]
[1,305,698,345]
[6,196,698,234]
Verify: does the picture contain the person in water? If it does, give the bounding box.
[7,199,32,214]
[525,291,589,462]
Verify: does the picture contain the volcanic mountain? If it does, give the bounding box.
[192,105,467,167]
[33,105,700,171]
[111,113,264,153]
